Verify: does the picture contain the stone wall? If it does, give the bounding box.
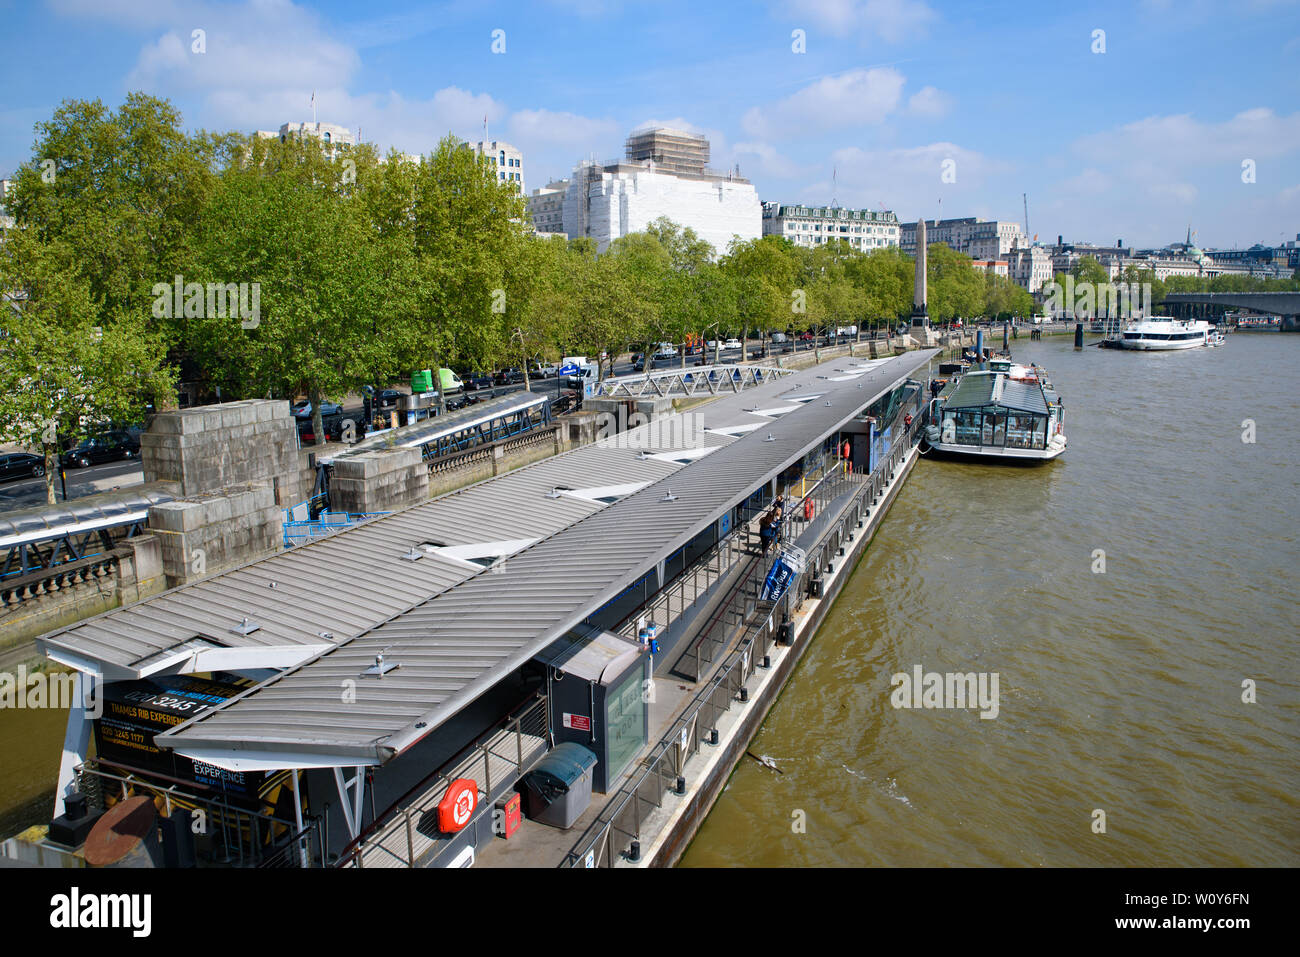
[0,536,166,664]
[142,399,297,496]
[330,448,429,515]
[147,485,282,587]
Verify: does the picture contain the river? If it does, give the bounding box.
[681,331,1299,867]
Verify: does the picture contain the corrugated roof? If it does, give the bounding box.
[944,373,1049,415]
[156,351,936,769]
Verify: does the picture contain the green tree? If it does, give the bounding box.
[926,243,984,321]
[0,235,175,502]
[6,93,223,338]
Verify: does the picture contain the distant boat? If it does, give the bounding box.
[1231,314,1281,331]
[1111,316,1213,351]
[923,358,1066,463]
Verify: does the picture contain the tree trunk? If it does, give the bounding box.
[741,327,748,365]
[44,446,58,505]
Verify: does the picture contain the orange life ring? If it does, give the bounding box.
[804,499,815,520]
[437,778,478,833]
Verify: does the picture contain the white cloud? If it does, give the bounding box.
[907,86,951,118]
[508,110,620,149]
[742,67,906,139]
[1075,108,1300,167]
[826,142,1010,217]
[732,142,808,179]
[779,0,937,44]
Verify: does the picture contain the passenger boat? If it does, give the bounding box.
[1231,314,1281,331]
[1206,330,1226,347]
[922,358,1066,463]
[1112,316,1213,350]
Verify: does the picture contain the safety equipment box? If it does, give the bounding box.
[495,793,521,838]
[521,743,597,829]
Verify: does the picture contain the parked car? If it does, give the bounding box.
[655,342,678,360]
[464,374,494,392]
[631,353,645,372]
[799,331,814,341]
[530,362,558,379]
[769,332,789,343]
[0,452,46,482]
[60,431,141,469]
[292,400,343,418]
[723,338,742,351]
[494,368,524,386]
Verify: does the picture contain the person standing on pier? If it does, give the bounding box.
[760,498,785,557]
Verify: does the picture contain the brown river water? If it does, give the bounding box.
[2,333,1297,867]
[682,332,1299,867]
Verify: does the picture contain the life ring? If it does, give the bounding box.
[437,778,478,833]
[804,499,815,520]
[904,414,913,427]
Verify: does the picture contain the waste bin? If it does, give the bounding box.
[521,743,598,829]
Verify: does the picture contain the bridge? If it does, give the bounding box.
[596,364,795,399]
[1161,292,1300,330]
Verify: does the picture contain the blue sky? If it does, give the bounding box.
[2,0,1298,249]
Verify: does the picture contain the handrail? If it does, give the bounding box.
[335,690,546,866]
[563,405,924,868]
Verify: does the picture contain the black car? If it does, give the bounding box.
[465,374,494,392]
[60,431,141,469]
[494,368,524,386]
[0,452,46,482]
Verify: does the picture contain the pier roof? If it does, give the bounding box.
[152,350,935,771]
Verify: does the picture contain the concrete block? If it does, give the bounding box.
[148,501,205,533]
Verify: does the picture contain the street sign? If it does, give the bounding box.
[559,363,579,376]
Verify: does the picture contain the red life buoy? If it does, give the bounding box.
[804,499,815,520]
[438,778,478,833]
[904,414,913,427]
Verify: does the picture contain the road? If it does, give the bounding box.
[0,457,144,514]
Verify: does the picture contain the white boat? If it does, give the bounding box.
[1206,330,1226,347]
[1114,316,1212,350]
[923,359,1066,463]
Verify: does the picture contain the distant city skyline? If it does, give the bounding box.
[1,0,1297,250]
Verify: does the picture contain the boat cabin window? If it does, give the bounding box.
[981,411,1006,448]
[951,410,980,445]
[1006,414,1044,450]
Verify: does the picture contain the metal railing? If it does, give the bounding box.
[0,547,130,607]
[73,758,310,867]
[611,523,760,646]
[337,693,548,869]
[562,399,925,868]
[426,424,559,476]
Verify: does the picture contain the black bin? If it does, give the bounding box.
[521,743,598,829]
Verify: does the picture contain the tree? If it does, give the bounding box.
[410,136,532,413]
[722,237,799,358]
[926,243,984,321]
[191,134,416,443]
[5,93,223,339]
[0,235,175,502]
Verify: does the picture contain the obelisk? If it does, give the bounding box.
[911,217,929,329]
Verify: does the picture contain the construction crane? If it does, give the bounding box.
[1023,193,1030,240]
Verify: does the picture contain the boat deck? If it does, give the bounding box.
[358,727,548,868]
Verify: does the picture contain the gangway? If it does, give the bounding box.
[596,365,794,399]
[0,486,174,581]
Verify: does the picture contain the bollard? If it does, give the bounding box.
[709,729,719,745]
[675,775,686,795]
[1074,322,1084,349]
[628,840,641,863]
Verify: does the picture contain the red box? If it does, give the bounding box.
[496,793,521,839]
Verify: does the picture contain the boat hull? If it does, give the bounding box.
[1116,337,1206,351]
[922,438,1066,464]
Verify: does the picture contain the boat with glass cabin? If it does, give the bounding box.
[923,358,1066,463]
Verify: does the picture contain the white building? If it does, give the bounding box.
[1006,242,1054,293]
[528,180,569,234]
[255,122,355,160]
[901,217,1024,260]
[560,128,760,255]
[971,259,1009,278]
[0,177,13,238]
[761,203,899,251]
[464,140,525,194]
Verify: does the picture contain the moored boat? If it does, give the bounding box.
[923,358,1066,463]
[1111,316,1213,350]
